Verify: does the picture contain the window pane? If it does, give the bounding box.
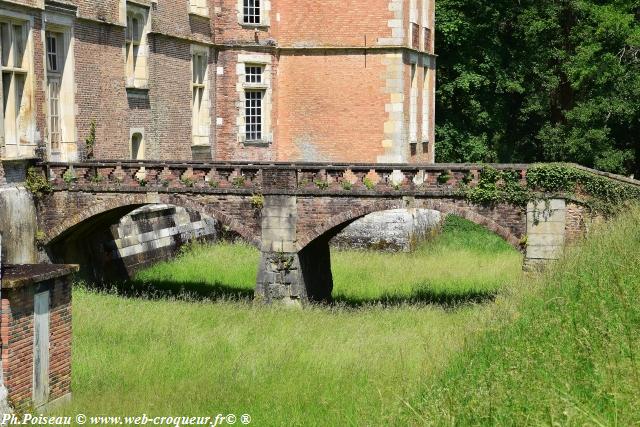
[2,72,10,118]
[14,73,24,118]
[46,33,59,72]
[1,23,10,68]
[13,25,25,69]
[132,18,140,41]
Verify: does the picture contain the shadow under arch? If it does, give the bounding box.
[46,198,261,282]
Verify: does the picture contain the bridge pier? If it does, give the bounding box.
[255,195,333,305]
[524,199,568,271]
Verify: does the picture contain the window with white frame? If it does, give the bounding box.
[243,0,261,24]
[125,5,148,88]
[189,0,209,16]
[192,50,210,146]
[244,64,265,141]
[0,19,28,148]
[46,31,63,151]
[245,90,263,141]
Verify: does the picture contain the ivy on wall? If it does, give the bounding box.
[459,164,640,215]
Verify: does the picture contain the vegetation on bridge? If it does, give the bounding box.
[460,163,640,214]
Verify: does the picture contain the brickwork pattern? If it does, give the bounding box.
[1,278,72,410]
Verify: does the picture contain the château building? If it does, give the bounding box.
[0,0,435,164]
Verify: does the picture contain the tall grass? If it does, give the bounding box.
[53,216,522,425]
[408,207,640,425]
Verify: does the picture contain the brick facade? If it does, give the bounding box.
[1,264,75,410]
[0,0,436,164]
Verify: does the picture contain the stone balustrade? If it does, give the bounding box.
[43,161,531,195]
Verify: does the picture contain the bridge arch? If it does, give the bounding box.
[296,198,523,252]
[45,194,261,248]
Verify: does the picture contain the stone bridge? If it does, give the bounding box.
[34,161,620,304]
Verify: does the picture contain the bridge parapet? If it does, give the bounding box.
[43,161,531,196]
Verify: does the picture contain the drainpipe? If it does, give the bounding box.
[0,234,12,417]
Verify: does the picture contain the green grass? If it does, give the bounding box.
[53,216,522,425]
[408,207,640,425]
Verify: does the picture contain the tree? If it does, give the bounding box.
[435,0,640,176]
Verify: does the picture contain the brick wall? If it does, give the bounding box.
[1,273,72,410]
[275,52,388,162]
[273,0,393,47]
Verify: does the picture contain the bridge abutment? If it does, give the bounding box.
[524,199,567,271]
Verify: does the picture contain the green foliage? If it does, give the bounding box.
[363,177,376,190]
[411,206,640,425]
[62,168,76,184]
[180,176,195,188]
[341,180,353,191]
[35,229,46,248]
[25,167,53,198]
[208,180,219,188]
[90,173,104,184]
[435,0,640,176]
[526,163,640,214]
[437,171,452,184]
[460,163,640,214]
[314,179,329,190]
[460,166,531,206]
[84,120,96,160]
[232,176,245,188]
[250,193,265,209]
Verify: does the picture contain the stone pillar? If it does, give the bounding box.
[524,199,566,271]
[255,195,333,305]
[0,160,38,264]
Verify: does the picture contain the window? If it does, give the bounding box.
[46,32,61,72]
[243,0,261,24]
[245,65,263,84]
[244,64,265,141]
[0,20,28,148]
[46,31,64,152]
[125,6,148,89]
[192,50,210,146]
[245,91,263,141]
[238,55,271,144]
[131,132,144,160]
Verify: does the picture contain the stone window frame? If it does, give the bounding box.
[124,3,150,90]
[236,54,272,145]
[129,128,145,160]
[189,0,210,18]
[43,11,77,161]
[191,44,211,147]
[0,9,36,159]
[237,0,271,28]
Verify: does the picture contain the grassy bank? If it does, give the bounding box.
[55,216,522,425]
[409,207,640,425]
